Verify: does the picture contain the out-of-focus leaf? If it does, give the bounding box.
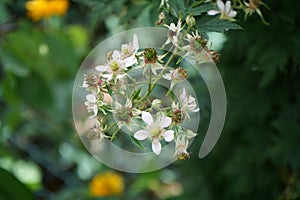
[65,25,89,57]
[0,167,34,200]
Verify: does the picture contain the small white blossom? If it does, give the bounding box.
[121,34,139,67]
[81,73,103,91]
[174,135,190,160]
[163,67,187,89]
[95,50,129,81]
[86,118,107,141]
[180,88,200,113]
[182,31,207,57]
[172,88,199,120]
[141,48,167,75]
[164,19,183,47]
[208,0,237,20]
[134,112,174,155]
[84,93,98,118]
[114,100,141,128]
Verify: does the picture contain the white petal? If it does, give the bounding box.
[133,34,139,50]
[172,36,178,45]
[190,107,200,112]
[217,0,225,11]
[162,73,172,80]
[180,88,187,101]
[95,65,106,72]
[116,74,126,80]
[164,38,171,45]
[102,74,113,80]
[142,112,153,125]
[186,130,197,139]
[151,65,158,75]
[169,23,176,31]
[225,1,232,13]
[112,50,121,60]
[134,130,149,140]
[163,130,174,142]
[152,138,162,155]
[82,81,89,88]
[86,94,96,103]
[207,10,220,15]
[228,10,237,18]
[124,55,137,67]
[160,116,172,128]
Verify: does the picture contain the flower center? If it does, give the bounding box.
[172,109,184,123]
[110,61,119,71]
[177,67,188,80]
[115,107,133,122]
[144,48,157,64]
[151,127,161,138]
[122,48,130,55]
[168,29,177,38]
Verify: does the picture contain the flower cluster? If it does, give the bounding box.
[161,19,220,64]
[82,33,201,159]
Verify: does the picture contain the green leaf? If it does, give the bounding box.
[131,88,142,101]
[197,15,242,33]
[189,3,215,16]
[130,136,145,150]
[0,167,34,200]
[105,83,113,96]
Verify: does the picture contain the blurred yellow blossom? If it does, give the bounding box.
[25,0,69,21]
[89,171,124,197]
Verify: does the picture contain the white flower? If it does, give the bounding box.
[172,88,199,120]
[134,112,174,155]
[207,0,237,19]
[84,93,98,118]
[81,73,103,91]
[163,67,187,89]
[95,50,128,81]
[174,129,197,159]
[174,135,190,160]
[164,19,183,47]
[114,100,141,128]
[180,88,200,113]
[182,31,207,57]
[141,48,167,75]
[121,34,139,67]
[86,118,107,141]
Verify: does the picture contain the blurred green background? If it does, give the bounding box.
[0,0,300,199]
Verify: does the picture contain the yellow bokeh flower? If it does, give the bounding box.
[89,171,124,197]
[25,0,69,21]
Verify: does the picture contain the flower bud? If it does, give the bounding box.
[151,99,162,109]
[186,15,196,27]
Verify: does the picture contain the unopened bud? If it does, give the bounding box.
[151,99,162,109]
[186,15,196,27]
